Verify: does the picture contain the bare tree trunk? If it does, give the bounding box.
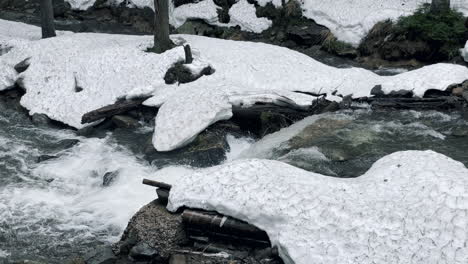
[153,0,174,53]
[40,0,56,38]
[430,0,450,14]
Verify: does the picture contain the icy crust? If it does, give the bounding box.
[165,150,468,264]
[146,35,467,150]
[463,41,468,63]
[1,33,185,128]
[0,60,17,91]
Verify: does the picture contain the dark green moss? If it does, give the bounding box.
[395,4,467,59]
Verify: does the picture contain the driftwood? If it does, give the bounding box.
[143,179,172,189]
[81,97,149,124]
[182,209,270,244]
[143,179,172,205]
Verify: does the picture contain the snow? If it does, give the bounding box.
[0,32,185,129]
[170,0,220,29]
[162,150,468,264]
[463,41,468,63]
[228,0,273,33]
[0,60,17,91]
[1,20,467,151]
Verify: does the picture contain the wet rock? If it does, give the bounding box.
[111,115,139,129]
[371,85,413,98]
[31,113,53,127]
[145,124,230,168]
[129,242,159,261]
[370,85,384,97]
[102,170,119,187]
[115,201,187,260]
[288,118,352,149]
[286,23,330,46]
[36,154,58,163]
[55,139,80,149]
[164,62,214,85]
[84,245,117,264]
[14,58,30,73]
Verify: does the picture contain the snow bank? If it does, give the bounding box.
[463,41,468,63]
[228,0,272,33]
[1,32,185,128]
[163,150,468,264]
[146,35,467,151]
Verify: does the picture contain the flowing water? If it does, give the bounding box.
[1,98,467,263]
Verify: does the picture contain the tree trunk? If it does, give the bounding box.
[153,0,174,53]
[40,0,56,38]
[430,0,450,14]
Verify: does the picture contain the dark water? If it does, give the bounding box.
[242,108,468,177]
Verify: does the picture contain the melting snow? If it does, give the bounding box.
[162,150,468,264]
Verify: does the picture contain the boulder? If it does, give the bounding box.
[115,201,187,260]
[286,22,330,46]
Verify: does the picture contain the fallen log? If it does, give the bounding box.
[81,97,149,124]
[182,209,270,244]
[142,179,172,190]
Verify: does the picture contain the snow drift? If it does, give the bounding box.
[162,150,468,264]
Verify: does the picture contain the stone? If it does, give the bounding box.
[144,125,229,168]
[84,245,117,264]
[31,113,52,127]
[370,85,384,97]
[115,201,187,260]
[111,115,139,129]
[102,170,119,187]
[164,63,214,85]
[129,242,159,261]
[452,87,464,96]
[14,58,30,73]
[286,23,330,46]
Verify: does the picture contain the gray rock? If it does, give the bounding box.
[111,115,139,129]
[84,245,117,264]
[370,85,384,97]
[14,57,30,73]
[31,113,52,127]
[102,170,119,187]
[115,201,187,260]
[286,23,330,46]
[36,154,58,163]
[129,242,159,261]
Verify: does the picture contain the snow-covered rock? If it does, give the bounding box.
[228,0,272,33]
[162,150,468,264]
[462,41,468,63]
